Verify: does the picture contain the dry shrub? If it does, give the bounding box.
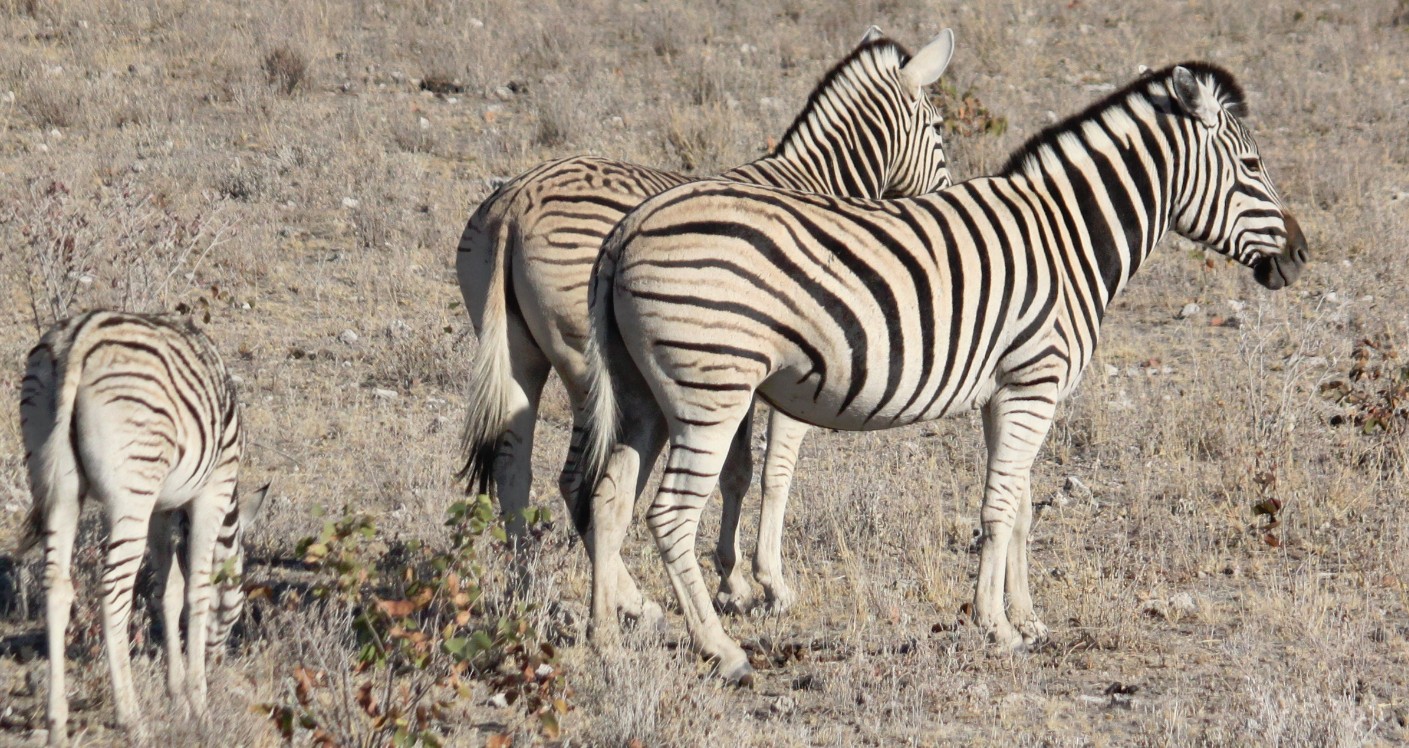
[262,43,309,95]
[20,78,85,129]
[2,175,235,327]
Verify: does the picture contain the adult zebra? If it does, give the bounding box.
[19,311,268,746]
[579,62,1309,680]
[456,28,956,614]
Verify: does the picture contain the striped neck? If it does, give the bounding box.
[1005,79,1193,317]
[722,40,915,199]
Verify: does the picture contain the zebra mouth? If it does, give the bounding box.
[1251,213,1308,290]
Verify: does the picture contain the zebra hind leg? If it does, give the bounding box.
[648,424,753,683]
[753,409,810,613]
[181,484,229,718]
[42,494,80,748]
[98,494,157,736]
[714,409,756,615]
[588,410,668,642]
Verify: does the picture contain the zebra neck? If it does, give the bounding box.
[1027,129,1177,320]
[725,152,885,199]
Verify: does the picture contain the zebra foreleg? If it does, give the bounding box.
[974,387,1056,651]
[1004,477,1050,646]
[148,511,188,699]
[752,409,810,613]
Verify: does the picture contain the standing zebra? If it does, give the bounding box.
[456,28,956,614]
[18,311,268,745]
[579,63,1309,680]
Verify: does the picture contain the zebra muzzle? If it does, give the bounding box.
[1252,213,1308,290]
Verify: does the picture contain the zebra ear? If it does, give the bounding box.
[898,28,955,97]
[239,482,271,527]
[858,25,884,45]
[1171,66,1220,127]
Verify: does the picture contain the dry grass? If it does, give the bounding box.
[1,0,1407,745]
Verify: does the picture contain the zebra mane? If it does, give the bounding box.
[999,61,1248,177]
[772,38,912,156]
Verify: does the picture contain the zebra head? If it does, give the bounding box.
[1168,64,1308,290]
[206,481,270,656]
[883,28,956,197]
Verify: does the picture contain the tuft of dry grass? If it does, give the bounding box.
[262,44,309,95]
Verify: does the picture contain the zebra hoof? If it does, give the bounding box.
[718,657,755,687]
[1015,616,1051,647]
[716,587,756,616]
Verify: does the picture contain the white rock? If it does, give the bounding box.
[418,116,430,130]
[1169,592,1198,616]
[486,692,508,708]
[534,663,554,679]
[1177,302,1201,319]
[340,196,360,209]
[372,388,398,400]
[1104,364,1119,377]
[468,17,484,28]
[386,319,411,339]
[338,329,359,345]
[230,374,245,385]
[1,90,14,104]
[1227,299,1246,312]
[1063,475,1092,501]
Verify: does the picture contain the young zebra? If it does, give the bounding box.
[17,311,268,745]
[579,63,1309,680]
[456,28,956,614]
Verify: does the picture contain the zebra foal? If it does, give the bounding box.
[580,63,1309,680]
[456,28,956,615]
[17,311,268,745]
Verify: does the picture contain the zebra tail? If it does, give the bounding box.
[455,210,518,497]
[18,334,84,555]
[573,241,625,537]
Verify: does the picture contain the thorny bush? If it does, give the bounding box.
[258,496,570,746]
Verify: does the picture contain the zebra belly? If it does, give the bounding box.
[758,362,997,432]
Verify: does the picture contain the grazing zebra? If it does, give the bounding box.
[17,311,268,745]
[579,62,1309,680]
[456,28,956,615]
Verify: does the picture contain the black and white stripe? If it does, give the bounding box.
[454,29,955,615]
[579,63,1309,679]
[18,311,267,745]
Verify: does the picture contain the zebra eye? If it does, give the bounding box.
[1241,157,1261,174]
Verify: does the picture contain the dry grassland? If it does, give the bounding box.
[1,0,1408,745]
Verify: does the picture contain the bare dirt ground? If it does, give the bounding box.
[1,0,1408,745]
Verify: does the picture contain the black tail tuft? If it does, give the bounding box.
[456,438,500,497]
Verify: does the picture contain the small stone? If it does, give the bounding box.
[340,196,360,209]
[230,374,245,385]
[1227,299,1247,312]
[770,695,795,715]
[1104,364,1119,377]
[386,319,411,339]
[372,388,398,400]
[534,663,554,679]
[1177,302,1201,319]
[492,85,514,101]
[338,329,359,345]
[1063,475,1092,501]
[418,116,430,130]
[486,692,508,708]
[468,17,484,28]
[1169,592,1198,617]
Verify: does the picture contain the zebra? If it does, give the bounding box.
[455,28,956,615]
[578,62,1309,681]
[17,311,268,745]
